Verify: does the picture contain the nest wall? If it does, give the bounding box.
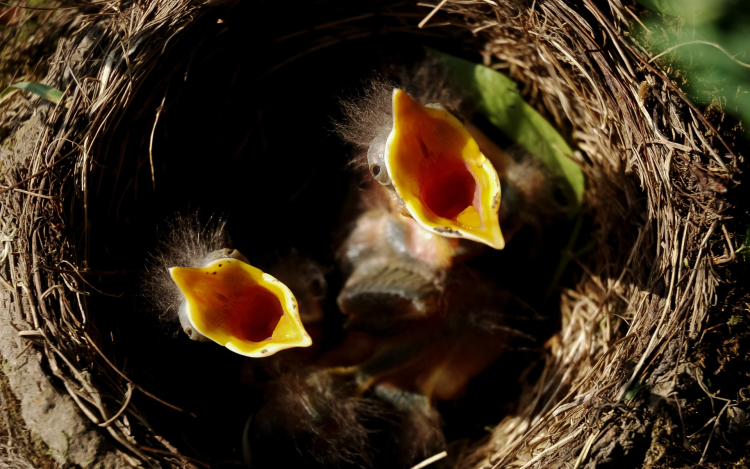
[0,0,741,468]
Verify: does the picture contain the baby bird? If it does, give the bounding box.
[245,267,524,468]
[326,172,537,465]
[337,61,563,250]
[242,202,533,468]
[245,368,388,468]
[336,174,487,334]
[336,192,455,334]
[246,364,449,468]
[332,221,520,405]
[143,214,312,357]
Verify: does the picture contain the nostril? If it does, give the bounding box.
[185,327,193,337]
[224,248,233,256]
[370,164,381,177]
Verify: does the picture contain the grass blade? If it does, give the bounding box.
[0,81,64,106]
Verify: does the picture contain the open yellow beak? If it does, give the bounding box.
[169,259,312,357]
[385,89,504,250]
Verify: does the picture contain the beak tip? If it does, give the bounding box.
[480,228,506,251]
[492,239,505,250]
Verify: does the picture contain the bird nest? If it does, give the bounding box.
[0,0,745,468]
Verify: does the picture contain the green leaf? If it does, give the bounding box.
[426,49,585,211]
[727,315,742,326]
[0,81,63,106]
[624,380,642,401]
[737,223,750,261]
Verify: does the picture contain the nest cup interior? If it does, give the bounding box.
[81,2,573,465]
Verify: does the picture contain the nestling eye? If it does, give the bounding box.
[367,130,392,186]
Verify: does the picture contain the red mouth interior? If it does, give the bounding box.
[417,144,477,221]
[223,285,285,342]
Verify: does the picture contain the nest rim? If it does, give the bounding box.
[0,0,745,468]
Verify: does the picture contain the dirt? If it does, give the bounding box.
[0,361,60,469]
[0,290,128,469]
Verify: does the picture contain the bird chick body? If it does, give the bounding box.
[327,263,514,403]
[245,199,520,467]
